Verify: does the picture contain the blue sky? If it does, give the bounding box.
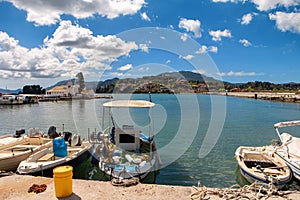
[0,0,300,89]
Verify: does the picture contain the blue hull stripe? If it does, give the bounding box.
[276,153,300,179]
[239,167,290,186]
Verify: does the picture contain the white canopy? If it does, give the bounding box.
[274,120,300,129]
[103,100,155,108]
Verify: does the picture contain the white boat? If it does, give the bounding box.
[235,145,292,186]
[0,94,23,105]
[0,130,27,148]
[17,135,92,177]
[0,131,52,172]
[274,120,300,181]
[89,100,161,181]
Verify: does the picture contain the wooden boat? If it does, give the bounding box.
[0,133,52,172]
[17,135,92,177]
[235,145,292,186]
[274,120,300,181]
[89,100,161,180]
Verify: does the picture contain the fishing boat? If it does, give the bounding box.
[235,145,292,186]
[273,120,300,181]
[17,134,92,177]
[89,100,160,181]
[0,129,52,172]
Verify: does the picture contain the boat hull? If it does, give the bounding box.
[17,148,91,177]
[99,153,159,181]
[276,152,300,181]
[99,158,158,181]
[0,138,52,172]
[235,146,292,187]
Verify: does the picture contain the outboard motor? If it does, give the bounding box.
[63,132,73,146]
[48,126,59,139]
[15,129,25,138]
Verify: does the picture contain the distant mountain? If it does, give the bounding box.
[94,70,223,93]
[46,79,98,90]
[158,71,221,83]
[0,88,22,94]
[46,70,300,94]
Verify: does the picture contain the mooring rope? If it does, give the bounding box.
[190,181,297,200]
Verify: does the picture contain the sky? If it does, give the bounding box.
[0,0,300,89]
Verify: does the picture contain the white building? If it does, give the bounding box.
[46,81,79,97]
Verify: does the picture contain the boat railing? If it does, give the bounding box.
[88,127,110,144]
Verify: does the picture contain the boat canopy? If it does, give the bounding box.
[274,120,300,129]
[103,100,155,108]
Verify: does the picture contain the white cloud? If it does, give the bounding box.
[251,0,300,11]
[139,44,149,52]
[180,33,188,42]
[118,64,133,71]
[166,60,171,64]
[269,12,300,34]
[239,39,252,47]
[4,0,146,26]
[209,29,232,41]
[140,12,151,21]
[179,54,194,60]
[209,46,218,53]
[217,71,258,76]
[109,72,124,77]
[241,13,253,25]
[196,45,218,54]
[178,18,202,38]
[0,21,138,79]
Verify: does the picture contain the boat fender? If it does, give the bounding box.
[139,161,146,168]
[71,134,81,146]
[133,158,142,165]
[125,154,133,163]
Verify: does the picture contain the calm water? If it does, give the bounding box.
[1,94,300,188]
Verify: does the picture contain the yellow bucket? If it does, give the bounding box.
[53,166,73,198]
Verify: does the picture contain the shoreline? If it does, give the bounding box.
[1,174,300,200]
[208,92,300,104]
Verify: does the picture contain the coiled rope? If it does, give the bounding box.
[190,181,297,200]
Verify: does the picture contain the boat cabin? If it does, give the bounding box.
[115,125,140,152]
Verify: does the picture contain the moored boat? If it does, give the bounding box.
[0,129,52,172]
[0,129,27,148]
[273,120,300,181]
[89,100,161,181]
[17,134,92,177]
[235,145,292,186]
